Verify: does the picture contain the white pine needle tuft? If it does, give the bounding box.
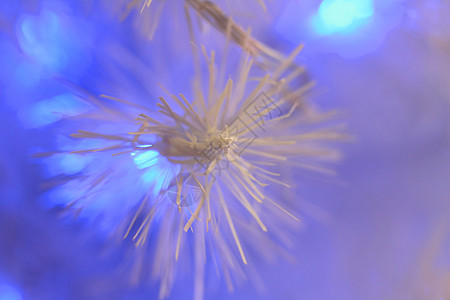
[50,42,347,300]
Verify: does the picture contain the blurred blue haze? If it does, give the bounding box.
[0,0,449,299]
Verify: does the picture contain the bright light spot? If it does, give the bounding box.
[19,11,65,70]
[15,7,92,79]
[132,150,181,197]
[320,1,356,28]
[44,153,88,177]
[0,285,22,300]
[133,150,159,169]
[17,93,93,128]
[58,154,85,174]
[314,0,374,35]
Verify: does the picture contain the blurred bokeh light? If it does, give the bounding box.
[0,0,449,299]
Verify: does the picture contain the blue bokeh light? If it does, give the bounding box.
[2,0,448,299]
[14,5,93,87]
[133,150,159,169]
[17,93,93,128]
[313,0,374,35]
[43,153,89,177]
[19,10,64,70]
[133,149,181,195]
[276,0,404,58]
